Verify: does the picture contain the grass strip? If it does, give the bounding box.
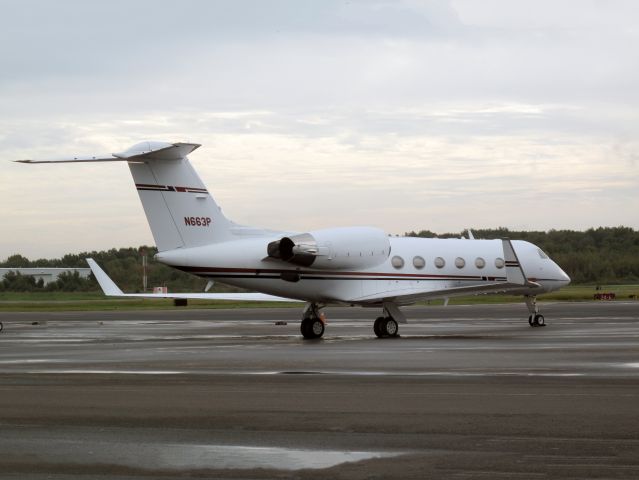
[0,285,637,312]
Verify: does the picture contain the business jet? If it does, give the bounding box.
[17,141,570,339]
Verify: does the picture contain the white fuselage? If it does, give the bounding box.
[20,140,573,338]
[156,236,570,305]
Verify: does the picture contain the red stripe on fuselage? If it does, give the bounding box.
[174,265,497,280]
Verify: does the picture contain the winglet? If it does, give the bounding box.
[501,239,527,286]
[86,258,124,296]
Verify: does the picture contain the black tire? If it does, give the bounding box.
[373,317,385,338]
[301,318,313,339]
[535,314,545,327]
[301,317,324,339]
[0,321,3,332]
[528,315,535,327]
[383,318,399,337]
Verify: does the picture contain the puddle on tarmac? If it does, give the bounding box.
[157,444,400,470]
[20,369,187,375]
[18,440,401,471]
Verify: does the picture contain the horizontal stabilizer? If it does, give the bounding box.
[14,141,200,164]
[86,258,301,302]
[113,142,200,161]
[15,156,122,164]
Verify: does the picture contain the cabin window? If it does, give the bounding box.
[455,257,466,268]
[475,257,486,269]
[391,255,405,269]
[434,257,445,268]
[495,257,505,269]
[413,256,425,269]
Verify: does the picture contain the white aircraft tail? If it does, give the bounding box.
[124,142,235,251]
[16,141,235,251]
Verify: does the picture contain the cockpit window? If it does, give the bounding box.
[537,248,549,259]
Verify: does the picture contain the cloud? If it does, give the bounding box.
[0,0,637,258]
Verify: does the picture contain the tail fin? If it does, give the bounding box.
[17,141,234,251]
[124,142,234,250]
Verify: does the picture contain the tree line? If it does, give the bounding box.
[0,246,213,293]
[406,226,639,284]
[1,227,638,291]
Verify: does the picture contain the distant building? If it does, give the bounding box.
[0,268,91,285]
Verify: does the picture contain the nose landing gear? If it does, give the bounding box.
[525,296,546,327]
[528,313,545,327]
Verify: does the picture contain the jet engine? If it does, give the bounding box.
[267,226,390,270]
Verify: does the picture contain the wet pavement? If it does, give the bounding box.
[0,302,638,478]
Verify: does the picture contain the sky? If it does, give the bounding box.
[1,0,638,259]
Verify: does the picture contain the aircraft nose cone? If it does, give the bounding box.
[557,266,571,285]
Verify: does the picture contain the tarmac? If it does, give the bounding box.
[0,302,638,479]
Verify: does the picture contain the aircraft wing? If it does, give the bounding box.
[352,281,530,305]
[86,259,302,302]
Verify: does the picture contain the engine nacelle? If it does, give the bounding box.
[267,226,390,270]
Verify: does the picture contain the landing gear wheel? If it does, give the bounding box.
[301,317,324,339]
[0,321,3,332]
[383,317,399,338]
[525,296,546,328]
[374,317,399,338]
[311,318,325,338]
[529,314,545,327]
[374,317,385,338]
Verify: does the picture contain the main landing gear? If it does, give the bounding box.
[300,303,325,340]
[525,295,545,327]
[299,302,406,339]
[373,303,405,338]
[374,316,399,338]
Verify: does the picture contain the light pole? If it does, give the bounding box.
[140,250,147,292]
